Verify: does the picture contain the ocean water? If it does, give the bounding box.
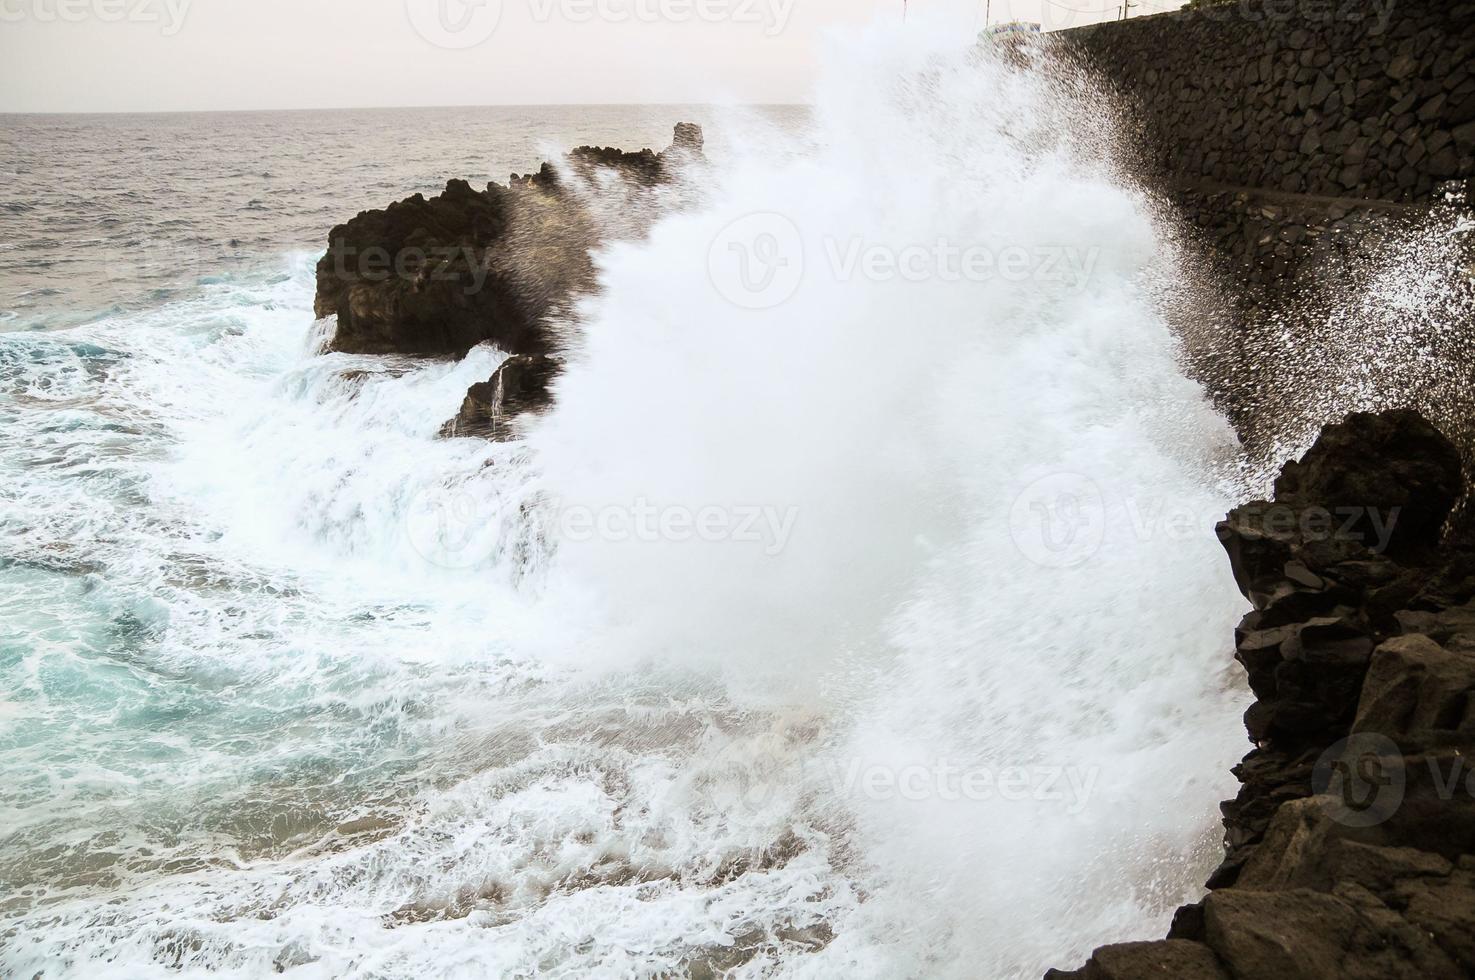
[0,103,758,333]
[1,27,1254,980]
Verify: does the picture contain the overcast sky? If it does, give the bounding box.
[0,0,1177,113]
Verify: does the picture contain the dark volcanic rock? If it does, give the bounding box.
[1217,409,1462,607]
[315,124,702,360]
[670,121,704,155]
[314,178,545,358]
[1270,409,1463,558]
[1049,410,1475,980]
[438,353,558,442]
[1043,940,1229,979]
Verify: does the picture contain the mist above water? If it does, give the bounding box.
[1,21,1258,980]
[525,23,1252,972]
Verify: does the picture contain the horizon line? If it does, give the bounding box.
[0,100,815,118]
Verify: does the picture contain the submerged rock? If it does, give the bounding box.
[438,353,558,442]
[1049,409,1475,980]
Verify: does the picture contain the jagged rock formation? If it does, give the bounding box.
[314,178,542,357]
[438,353,559,442]
[314,124,702,360]
[1049,410,1475,979]
[508,124,702,191]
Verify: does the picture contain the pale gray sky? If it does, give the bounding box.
[0,0,1174,113]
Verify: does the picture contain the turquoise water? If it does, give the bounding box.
[0,261,836,975]
[1,53,1250,977]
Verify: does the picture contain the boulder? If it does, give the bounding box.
[1269,410,1463,559]
[1043,941,1229,980]
[438,353,558,442]
[1203,887,1461,979]
[670,121,705,155]
[1217,410,1462,604]
[1353,633,1475,742]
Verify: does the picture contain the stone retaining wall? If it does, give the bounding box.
[1058,1,1475,309]
[1062,0,1475,202]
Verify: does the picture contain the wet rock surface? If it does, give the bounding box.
[314,177,542,358]
[1049,410,1475,980]
[313,124,702,360]
[438,353,559,442]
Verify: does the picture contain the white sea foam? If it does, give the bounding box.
[1,21,1251,980]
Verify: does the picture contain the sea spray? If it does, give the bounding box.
[1,23,1253,980]
[525,22,1250,974]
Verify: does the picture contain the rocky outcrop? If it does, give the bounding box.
[438,353,558,442]
[314,124,702,360]
[1049,409,1475,979]
[314,178,542,357]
